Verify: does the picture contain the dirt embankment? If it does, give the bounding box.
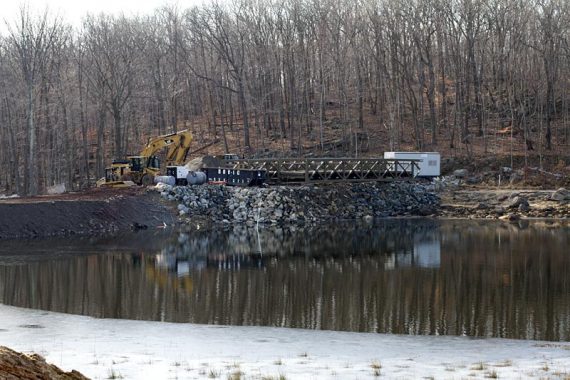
[0,346,88,380]
[0,188,176,240]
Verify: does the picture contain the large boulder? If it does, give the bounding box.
[551,188,570,201]
[453,169,469,178]
[505,195,529,209]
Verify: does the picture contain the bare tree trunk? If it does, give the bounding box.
[96,103,105,176]
[153,59,167,134]
[357,57,364,130]
[3,95,20,193]
[27,85,38,195]
[545,61,554,150]
[470,42,483,137]
[78,64,90,187]
[60,94,73,189]
[427,60,437,144]
[318,46,325,151]
[438,30,447,145]
[112,105,122,158]
[237,77,250,150]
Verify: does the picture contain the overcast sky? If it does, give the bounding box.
[1,0,202,32]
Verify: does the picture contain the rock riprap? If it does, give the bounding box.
[154,182,440,226]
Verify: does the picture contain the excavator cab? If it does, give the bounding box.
[128,156,160,171]
[129,156,143,172]
[144,155,160,170]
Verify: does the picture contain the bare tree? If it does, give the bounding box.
[82,14,145,158]
[6,7,62,195]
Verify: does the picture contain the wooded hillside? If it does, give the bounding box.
[1,0,569,195]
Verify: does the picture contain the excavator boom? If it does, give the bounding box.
[140,129,193,166]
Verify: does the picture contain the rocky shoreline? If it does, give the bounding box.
[154,181,570,227]
[153,182,440,227]
[439,187,570,220]
[1,180,567,240]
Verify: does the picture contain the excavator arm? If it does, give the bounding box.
[140,129,193,166]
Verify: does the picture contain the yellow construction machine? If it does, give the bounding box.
[97,129,193,187]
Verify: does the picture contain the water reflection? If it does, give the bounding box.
[152,220,440,273]
[0,219,569,341]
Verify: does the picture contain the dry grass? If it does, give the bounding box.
[106,368,123,379]
[227,370,243,380]
[493,360,512,368]
[370,360,382,370]
[261,375,286,380]
[471,362,487,371]
[208,368,221,378]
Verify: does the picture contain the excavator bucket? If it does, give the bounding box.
[96,178,136,188]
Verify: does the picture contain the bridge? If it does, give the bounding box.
[226,157,421,184]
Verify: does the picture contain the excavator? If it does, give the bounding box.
[97,129,193,187]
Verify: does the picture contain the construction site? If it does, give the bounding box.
[2,124,570,240]
[0,127,440,239]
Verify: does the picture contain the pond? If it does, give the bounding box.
[0,219,569,341]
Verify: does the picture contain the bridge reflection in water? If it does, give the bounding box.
[0,219,568,341]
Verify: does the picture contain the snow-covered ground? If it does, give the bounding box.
[0,304,569,379]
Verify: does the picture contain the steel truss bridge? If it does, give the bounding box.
[227,158,421,184]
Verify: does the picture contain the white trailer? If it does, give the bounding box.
[383,152,440,177]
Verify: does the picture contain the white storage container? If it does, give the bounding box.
[173,166,190,180]
[383,152,440,177]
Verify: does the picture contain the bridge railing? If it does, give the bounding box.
[226,158,421,184]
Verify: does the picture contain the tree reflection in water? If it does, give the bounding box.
[0,219,568,341]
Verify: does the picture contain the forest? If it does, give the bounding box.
[0,0,569,195]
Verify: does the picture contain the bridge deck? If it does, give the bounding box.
[227,158,421,184]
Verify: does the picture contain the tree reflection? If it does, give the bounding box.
[0,220,569,341]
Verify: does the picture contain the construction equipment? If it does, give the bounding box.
[97,129,193,187]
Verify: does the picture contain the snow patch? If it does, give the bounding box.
[0,304,569,379]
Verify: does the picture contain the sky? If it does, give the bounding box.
[1,0,202,32]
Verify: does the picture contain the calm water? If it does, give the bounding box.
[0,219,569,341]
